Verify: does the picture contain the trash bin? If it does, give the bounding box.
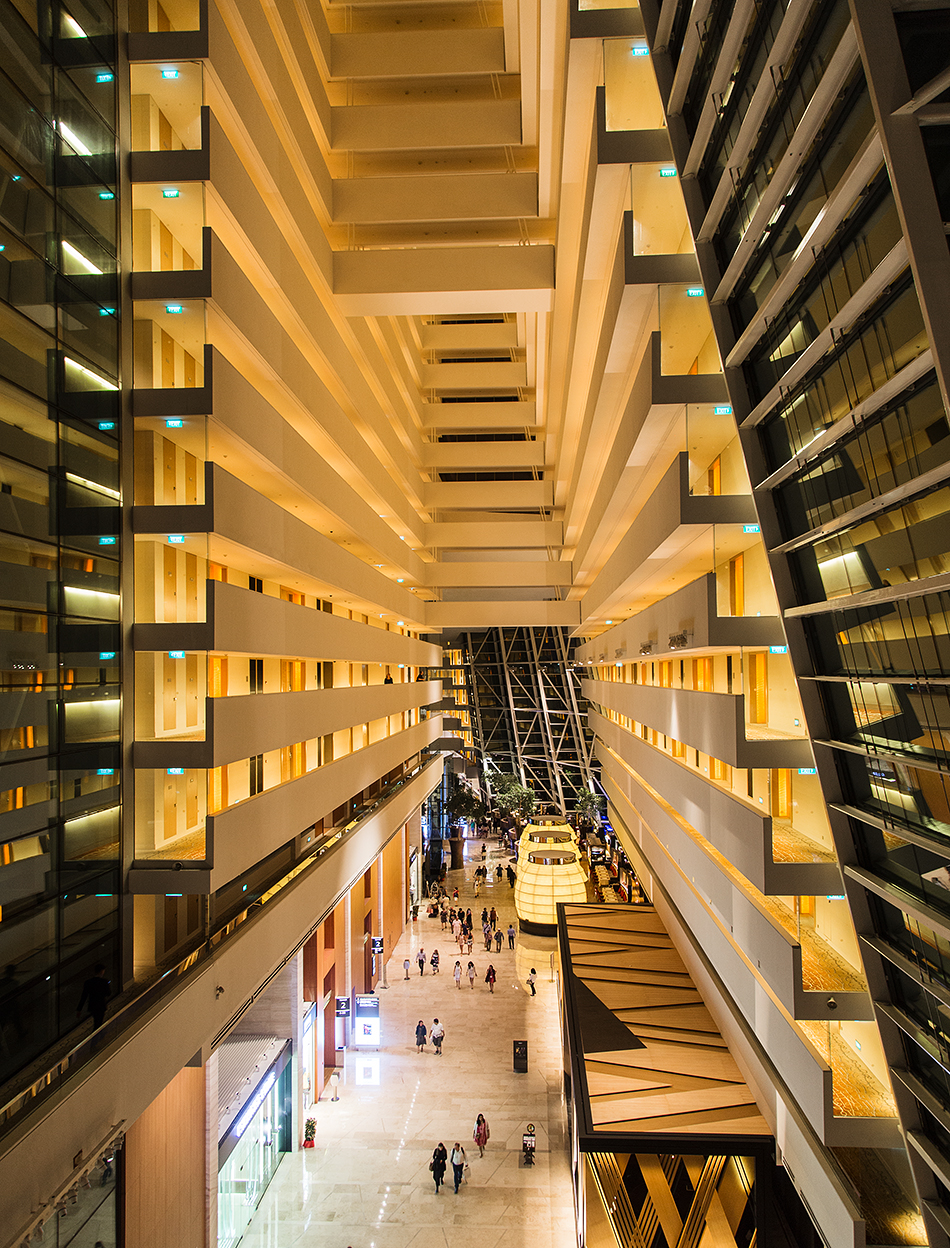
[513,1040,528,1073]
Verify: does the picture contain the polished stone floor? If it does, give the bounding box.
[242,839,576,1248]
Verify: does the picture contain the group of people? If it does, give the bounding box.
[415,1017,445,1054]
[429,1115,491,1194]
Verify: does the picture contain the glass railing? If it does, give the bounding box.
[0,755,440,1139]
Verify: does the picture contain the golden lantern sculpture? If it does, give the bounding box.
[518,821,577,856]
[514,848,589,936]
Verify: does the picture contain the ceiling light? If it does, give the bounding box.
[62,239,101,274]
[59,122,92,156]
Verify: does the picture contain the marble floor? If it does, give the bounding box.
[241,840,577,1248]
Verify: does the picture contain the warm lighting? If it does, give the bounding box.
[66,471,120,500]
[64,357,118,389]
[514,847,588,935]
[63,239,102,274]
[59,122,92,156]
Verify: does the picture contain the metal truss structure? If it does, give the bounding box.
[462,627,597,813]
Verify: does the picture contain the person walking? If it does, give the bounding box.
[481,908,489,927]
[467,961,476,990]
[485,964,496,993]
[403,957,411,980]
[473,875,480,898]
[526,968,537,996]
[431,1018,444,1055]
[431,1143,447,1194]
[440,907,448,930]
[453,887,459,902]
[466,908,473,928]
[473,1114,490,1157]
[494,928,503,953]
[77,964,110,1031]
[430,949,440,975]
[417,948,426,976]
[489,907,497,930]
[451,1142,467,1193]
[507,924,516,949]
[496,863,503,881]
[452,916,461,940]
[483,923,492,951]
[454,960,462,989]
[415,1020,428,1052]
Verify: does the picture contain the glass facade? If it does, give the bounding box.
[0,0,122,1086]
[218,1055,292,1248]
[690,0,950,1233]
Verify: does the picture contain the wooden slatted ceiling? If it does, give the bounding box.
[562,903,771,1139]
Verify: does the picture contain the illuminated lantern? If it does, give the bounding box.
[514,848,589,936]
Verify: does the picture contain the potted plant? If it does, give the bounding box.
[303,1117,316,1148]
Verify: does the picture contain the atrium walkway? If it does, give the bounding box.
[242,840,576,1248]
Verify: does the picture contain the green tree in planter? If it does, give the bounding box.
[446,785,486,824]
[489,771,520,799]
[495,782,536,819]
[574,789,604,827]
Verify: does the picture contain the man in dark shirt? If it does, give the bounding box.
[77,964,110,1030]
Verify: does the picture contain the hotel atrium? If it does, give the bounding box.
[1,0,950,1244]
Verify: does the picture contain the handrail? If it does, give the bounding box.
[0,758,436,1142]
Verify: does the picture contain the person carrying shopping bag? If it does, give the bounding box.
[451,1143,467,1193]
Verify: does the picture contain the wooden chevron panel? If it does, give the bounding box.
[562,904,771,1140]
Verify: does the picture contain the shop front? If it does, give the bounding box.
[218,1042,292,1248]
